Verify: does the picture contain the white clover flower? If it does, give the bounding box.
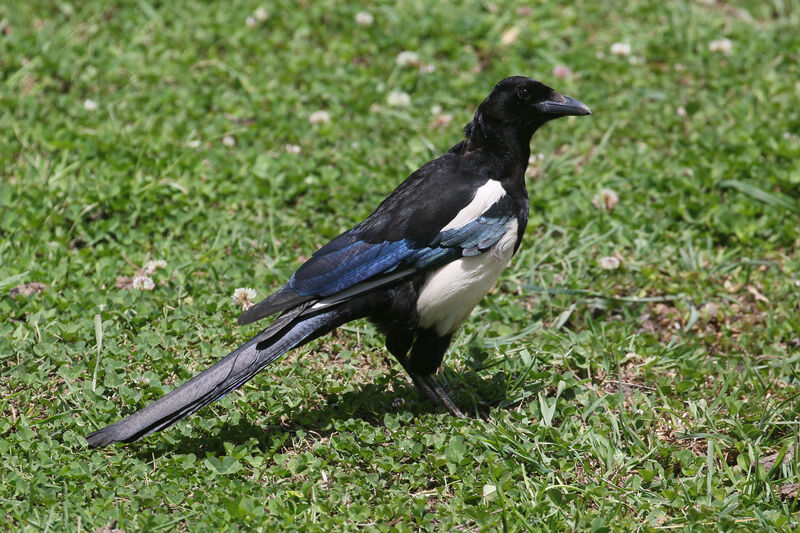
[232,287,258,310]
[253,7,269,21]
[245,16,257,28]
[355,11,374,25]
[83,99,99,111]
[285,144,301,154]
[143,259,167,274]
[676,106,687,117]
[396,51,420,67]
[222,135,236,147]
[592,188,619,211]
[187,139,202,148]
[429,104,452,128]
[610,42,632,56]
[132,275,155,291]
[598,256,621,270]
[387,91,411,107]
[418,63,436,74]
[501,26,520,46]
[552,65,572,79]
[309,110,331,124]
[709,38,733,55]
[429,113,453,129]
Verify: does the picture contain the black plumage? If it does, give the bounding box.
[86,76,590,447]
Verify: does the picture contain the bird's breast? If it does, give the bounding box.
[416,218,519,336]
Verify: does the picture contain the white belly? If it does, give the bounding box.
[416,219,519,336]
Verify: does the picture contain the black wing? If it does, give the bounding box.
[239,152,516,324]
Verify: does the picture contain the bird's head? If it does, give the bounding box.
[465,76,591,147]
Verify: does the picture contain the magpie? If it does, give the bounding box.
[86,76,590,447]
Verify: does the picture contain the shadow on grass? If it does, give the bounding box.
[135,365,512,458]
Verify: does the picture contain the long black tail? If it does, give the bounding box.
[86,308,339,448]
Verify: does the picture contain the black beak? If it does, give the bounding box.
[539,95,592,117]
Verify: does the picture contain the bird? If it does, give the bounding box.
[86,76,590,448]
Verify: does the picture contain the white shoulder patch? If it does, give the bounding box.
[441,180,506,231]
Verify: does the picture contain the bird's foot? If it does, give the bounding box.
[410,373,465,418]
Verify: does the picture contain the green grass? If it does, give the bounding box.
[3,0,800,530]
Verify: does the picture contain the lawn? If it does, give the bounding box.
[3,0,800,530]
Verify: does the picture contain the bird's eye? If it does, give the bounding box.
[517,88,531,101]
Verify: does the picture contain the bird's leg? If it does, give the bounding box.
[403,328,468,417]
[414,373,465,418]
[408,372,439,403]
[386,334,435,404]
[387,329,465,417]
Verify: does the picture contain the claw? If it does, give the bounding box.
[389,350,466,418]
[412,373,465,418]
